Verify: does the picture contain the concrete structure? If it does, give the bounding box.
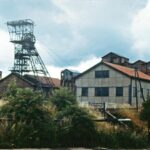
[131,60,150,75]
[0,73,60,97]
[75,61,150,107]
[61,69,80,91]
[102,52,129,66]
[102,52,150,76]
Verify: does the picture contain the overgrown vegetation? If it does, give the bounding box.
[0,81,56,148]
[0,83,149,148]
[140,96,150,141]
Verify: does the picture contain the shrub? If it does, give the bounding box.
[51,88,76,111]
[0,82,56,148]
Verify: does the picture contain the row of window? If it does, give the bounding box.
[82,87,123,97]
[82,87,150,97]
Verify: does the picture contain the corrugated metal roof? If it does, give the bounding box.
[75,61,150,82]
[24,75,60,88]
[104,62,150,81]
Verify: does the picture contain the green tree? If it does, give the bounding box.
[140,96,150,141]
[51,88,98,147]
[57,106,98,147]
[51,88,77,111]
[0,82,56,148]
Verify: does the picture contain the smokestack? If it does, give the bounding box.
[0,71,2,79]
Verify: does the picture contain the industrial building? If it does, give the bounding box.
[102,52,129,66]
[60,52,150,108]
[75,61,150,107]
[102,52,150,75]
[6,19,54,91]
[0,19,57,96]
[0,73,60,97]
[60,69,80,91]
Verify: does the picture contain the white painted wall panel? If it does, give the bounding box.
[75,63,150,107]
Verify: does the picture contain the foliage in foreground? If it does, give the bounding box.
[140,96,150,140]
[0,83,149,148]
[0,82,56,148]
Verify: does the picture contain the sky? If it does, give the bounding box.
[0,0,150,78]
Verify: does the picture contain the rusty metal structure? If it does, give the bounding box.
[7,19,54,90]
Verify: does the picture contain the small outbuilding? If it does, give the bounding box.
[0,73,60,97]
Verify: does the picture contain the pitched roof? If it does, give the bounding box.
[104,62,150,81]
[132,60,146,64]
[61,69,80,74]
[102,52,129,60]
[0,73,60,89]
[51,78,60,88]
[0,73,35,86]
[75,61,150,81]
[23,74,60,88]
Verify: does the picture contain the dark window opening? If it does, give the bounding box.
[82,87,88,96]
[95,70,109,78]
[116,87,123,96]
[95,87,109,96]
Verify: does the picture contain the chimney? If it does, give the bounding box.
[0,71,2,79]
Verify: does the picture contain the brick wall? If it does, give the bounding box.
[0,74,34,97]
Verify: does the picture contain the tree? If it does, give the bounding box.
[51,88,77,111]
[57,106,98,147]
[51,88,98,147]
[140,96,150,141]
[0,82,56,147]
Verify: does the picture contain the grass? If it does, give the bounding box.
[117,108,147,131]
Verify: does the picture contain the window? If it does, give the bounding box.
[95,70,109,78]
[116,87,123,96]
[95,87,109,96]
[82,87,88,96]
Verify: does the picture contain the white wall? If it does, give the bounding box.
[131,79,150,106]
[75,63,150,107]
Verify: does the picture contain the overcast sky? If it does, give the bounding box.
[0,0,150,78]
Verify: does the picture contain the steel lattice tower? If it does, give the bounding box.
[7,19,54,89]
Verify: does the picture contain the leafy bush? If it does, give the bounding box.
[0,82,56,148]
[56,106,98,147]
[51,88,77,111]
[51,88,98,147]
[140,96,150,141]
[0,84,149,148]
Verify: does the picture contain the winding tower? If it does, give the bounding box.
[7,19,54,90]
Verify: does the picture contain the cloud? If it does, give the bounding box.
[0,28,101,79]
[0,29,14,77]
[131,0,150,60]
[48,0,148,65]
[67,55,101,73]
[0,0,148,67]
[0,0,149,78]
[47,55,101,79]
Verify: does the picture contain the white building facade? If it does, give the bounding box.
[75,61,150,107]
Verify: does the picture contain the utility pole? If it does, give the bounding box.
[134,68,145,110]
